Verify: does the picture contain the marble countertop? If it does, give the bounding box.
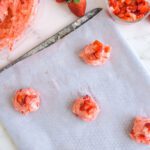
[118,18,150,72]
[0,0,150,149]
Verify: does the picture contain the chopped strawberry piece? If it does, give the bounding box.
[104,46,111,53]
[125,0,132,5]
[137,0,144,3]
[138,2,150,14]
[92,40,103,51]
[56,0,65,3]
[113,7,121,15]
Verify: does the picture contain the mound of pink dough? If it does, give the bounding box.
[13,88,40,115]
[72,95,100,122]
[80,40,111,66]
[130,117,150,145]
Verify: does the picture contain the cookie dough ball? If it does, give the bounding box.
[80,40,111,66]
[72,95,100,122]
[130,117,150,145]
[13,88,40,115]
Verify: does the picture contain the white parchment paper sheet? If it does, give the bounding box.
[0,10,150,150]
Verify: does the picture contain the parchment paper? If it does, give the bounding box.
[0,10,150,150]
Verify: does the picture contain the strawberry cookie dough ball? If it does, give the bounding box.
[13,88,40,115]
[72,95,100,122]
[130,117,150,145]
[80,40,111,66]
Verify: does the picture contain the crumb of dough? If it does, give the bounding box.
[72,95,100,122]
[13,88,40,115]
[130,117,150,145]
[80,40,111,66]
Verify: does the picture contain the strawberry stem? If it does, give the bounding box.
[66,0,80,3]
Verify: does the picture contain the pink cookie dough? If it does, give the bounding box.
[0,0,37,50]
[13,88,40,115]
[130,117,150,145]
[72,95,100,122]
[80,40,111,66]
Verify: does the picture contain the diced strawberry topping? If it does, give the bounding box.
[80,40,111,66]
[72,95,100,122]
[109,0,150,22]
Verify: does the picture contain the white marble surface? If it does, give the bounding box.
[118,18,150,72]
[0,0,150,149]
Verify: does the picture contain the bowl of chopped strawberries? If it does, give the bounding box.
[107,0,150,23]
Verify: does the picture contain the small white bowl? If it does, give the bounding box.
[106,0,150,24]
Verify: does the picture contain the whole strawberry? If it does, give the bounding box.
[56,0,65,3]
[67,0,86,17]
[56,0,86,17]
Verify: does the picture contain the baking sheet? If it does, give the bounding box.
[0,10,150,150]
